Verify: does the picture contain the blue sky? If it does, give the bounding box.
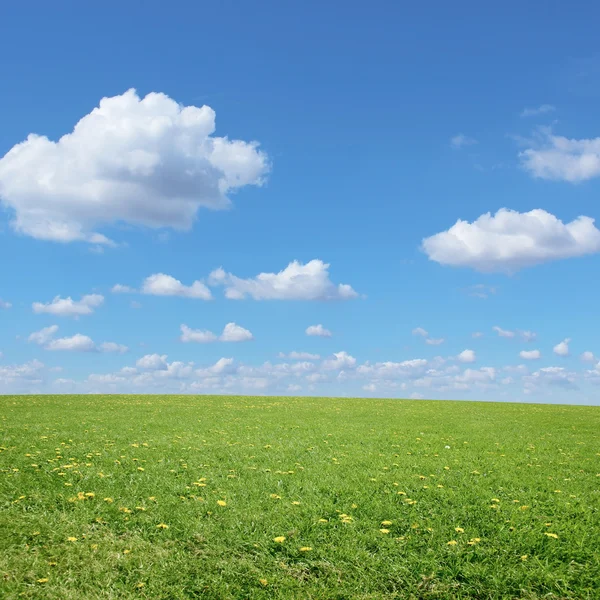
[1,0,600,403]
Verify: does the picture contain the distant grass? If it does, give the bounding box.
[1,395,599,599]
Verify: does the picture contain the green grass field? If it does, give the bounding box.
[1,395,599,599]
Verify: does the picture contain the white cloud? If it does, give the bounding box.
[278,351,320,360]
[519,128,600,182]
[98,342,128,354]
[208,260,358,301]
[0,359,45,384]
[219,322,253,342]
[306,324,332,337]
[451,134,477,149]
[141,273,212,300]
[457,349,476,363]
[520,104,555,118]
[520,349,541,360]
[180,322,253,343]
[322,351,356,371]
[412,327,428,337]
[46,334,96,352]
[581,351,596,363]
[553,338,570,357]
[520,330,537,342]
[180,324,218,343]
[136,354,168,370]
[422,208,600,273]
[0,299,11,309]
[466,284,497,299]
[32,293,104,317]
[425,337,445,346]
[28,324,122,353]
[0,89,269,244]
[493,326,515,338]
[524,366,577,390]
[112,284,134,294]
[28,325,59,345]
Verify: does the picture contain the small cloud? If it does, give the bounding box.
[278,351,320,360]
[208,259,359,301]
[306,324,332,337]
[219,322,253,342]
[136,354,168,370]
[493,326,516,338]
[32,294,104,317]
[0,299,12,309]
[472,332,484,338]
[581,351,596,363]
[28,325,59,346]
[412,327,428,337]
[451,133,478,149]
[457,349,476,363]
[553,338,571,357]
[520,104,556,118]
[98,342,128,354]
[46,334,97,352]
[466,284,497,299]
[112,284,135,294]
[142,273,212,300]
[180,322,253,343]
[520,349,541,360]
[425,338,445,346]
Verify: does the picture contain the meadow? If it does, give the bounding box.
[0,394,599,599]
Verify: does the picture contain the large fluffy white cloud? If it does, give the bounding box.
[208,260,358,301]
[519,129,600,182]
[422,209,600,273]
[0,89,269,244]
[32,294,104,317]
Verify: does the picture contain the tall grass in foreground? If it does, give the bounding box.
[1,395,599,599]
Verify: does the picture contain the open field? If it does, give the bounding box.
[1,395,599,599]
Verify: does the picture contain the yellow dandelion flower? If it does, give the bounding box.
[149,496,156,502]
[455,527,464,533]
[381,520,393,526]
[380,528,390,534]
[135,506,146,511]
[491,498,500,503]
[447,540,458,546]
[544,532,558,539]
[270,494,281,499]
[156,523,169,529]
[397,491,406,495]
[259,578,268,586]
[521,555,528,561]
[123,549,131,554]
[291,501,301,505]
[299,546,312,551]
[67,536,77,542]
[217,500,227,507]
[84,492,95,498]
[137,467,144,471]
[273,536,286,543]
[318,518,328,523]
[37,578,48,583]
[104,497,113,503]
[545,522,552,527]
[135,582,145,589]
